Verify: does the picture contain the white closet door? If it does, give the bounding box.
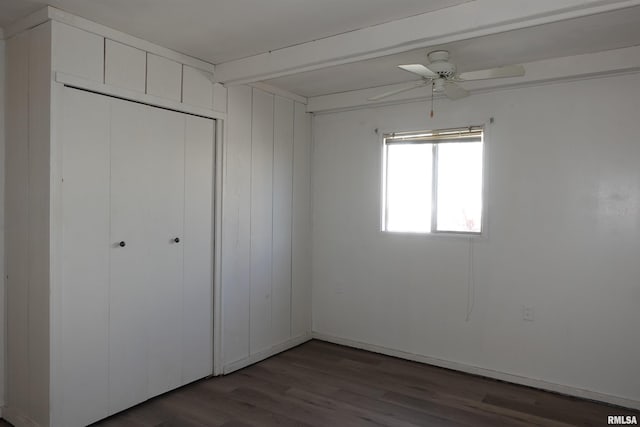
[145,106,186,397]
[109,97,153,412]
[61,90,213,418]
[60,88,110,427]
[182,115,214,383]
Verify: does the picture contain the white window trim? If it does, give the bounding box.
[379,121,491,239]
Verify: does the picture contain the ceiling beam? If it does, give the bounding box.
[214,0,640,85]
[305,45,640,113]
[249,82,308,104]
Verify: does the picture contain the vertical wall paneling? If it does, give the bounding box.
[213,118,225,376]
[222,86,253,364]
[146,53,182,102]
[213,83,228,114]
[0,38,5,410]
[5,30,30,419]
[292,102,312,337]
[221,87,312,372]
[59,88,110,427]
[272,96,294,344]
[250,88,275,354]
[28,22,53,426]
[104,40,146,92]
[51,21,104,82]
[182,65,213,109]
[183,116,215,383]
[49,64,66,427]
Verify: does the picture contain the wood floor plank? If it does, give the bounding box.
[2,340,637,426]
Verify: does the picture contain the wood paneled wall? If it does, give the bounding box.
[222,86,312,372]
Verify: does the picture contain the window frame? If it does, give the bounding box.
[380,125,487,237]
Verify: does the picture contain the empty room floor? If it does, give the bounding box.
[85,341,640,426]
[4,340,638,426]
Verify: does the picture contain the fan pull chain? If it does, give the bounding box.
[430,81,435,118]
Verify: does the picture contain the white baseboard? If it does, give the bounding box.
[223,333,312,374]
[2,406,41,427]
[312,332,640,411]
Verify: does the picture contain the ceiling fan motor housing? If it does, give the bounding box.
[427,50,456,79]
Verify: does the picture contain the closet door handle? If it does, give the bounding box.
[119,241,126,247]
[174,237,180,243]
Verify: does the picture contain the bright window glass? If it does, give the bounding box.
[436,142,483,232]
[385,144,432,232]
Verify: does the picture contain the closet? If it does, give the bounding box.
[5,12,312,427]
[59,88,214,424]
[5,20,218,427]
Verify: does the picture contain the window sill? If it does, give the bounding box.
[381,229,486,241]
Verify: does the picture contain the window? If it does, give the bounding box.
[382,126,484,234]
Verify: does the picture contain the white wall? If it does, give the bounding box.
[222,86,312,372]
[311,73,640,406]
[0,38,6,410]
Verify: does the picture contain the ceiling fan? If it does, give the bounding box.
[369,50,525,102]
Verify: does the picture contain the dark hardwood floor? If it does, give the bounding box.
[2,340,638,426]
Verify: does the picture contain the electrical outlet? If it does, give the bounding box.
[522,305,534,322]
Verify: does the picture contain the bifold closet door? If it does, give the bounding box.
[109,98,159,411]
[60,87,214,424]
[182,115,215,384]
[144,106,186,398]
[109,98,186,409]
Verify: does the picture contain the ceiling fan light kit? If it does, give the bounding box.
[369,49,526,109]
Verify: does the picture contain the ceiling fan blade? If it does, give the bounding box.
[457,64,525,81]
[398,64,438,79]
[443,82,469,100]
[368,81,428,101]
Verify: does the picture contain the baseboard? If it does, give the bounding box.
[2,406,41,427]
[223,333,312,374]
[312,332,640,411]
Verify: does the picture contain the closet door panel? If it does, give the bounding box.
[109,98,152,413]
[60,88,110,426]
[145,107,185,397]
[182,116,214,383]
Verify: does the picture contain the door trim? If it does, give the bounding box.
[55,71,227,121]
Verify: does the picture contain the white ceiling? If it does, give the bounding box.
[263,5,640,97]
[0,0,42,27]
[0,0,470,63]
[2,0,639,98]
